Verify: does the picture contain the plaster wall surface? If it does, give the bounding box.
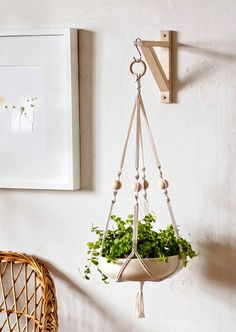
[0,1,236,331]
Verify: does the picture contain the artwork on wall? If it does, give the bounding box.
[0,29,80,189]
[0,96,38,133]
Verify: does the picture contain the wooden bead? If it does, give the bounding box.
[142,180,149,190]
[159,179,169,190]
[112,180,122,190]
[133,182,142,192]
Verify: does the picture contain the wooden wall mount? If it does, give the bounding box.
[137,30,172,103]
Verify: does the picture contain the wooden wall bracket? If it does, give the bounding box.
[137,30,172,103]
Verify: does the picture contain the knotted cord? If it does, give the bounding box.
[100,57,182,318]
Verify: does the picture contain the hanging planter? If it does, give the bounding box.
[99,256,183,282]
[84,214,196,284]
[83,40,197,318]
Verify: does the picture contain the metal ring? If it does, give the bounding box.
[129,59,146,77]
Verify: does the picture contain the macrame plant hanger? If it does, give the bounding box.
[100,39,182,318]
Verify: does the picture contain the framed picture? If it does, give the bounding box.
[0,28,80,190]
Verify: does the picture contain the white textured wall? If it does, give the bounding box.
[0,1,236,331]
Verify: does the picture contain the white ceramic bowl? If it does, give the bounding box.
[99,255,183,282]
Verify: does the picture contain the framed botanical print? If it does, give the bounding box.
[0,28,80,189]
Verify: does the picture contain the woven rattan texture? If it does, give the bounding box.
[0,252,58,332]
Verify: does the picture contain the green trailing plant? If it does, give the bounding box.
[84,213,197,283]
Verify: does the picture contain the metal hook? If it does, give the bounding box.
[133,38,142,62]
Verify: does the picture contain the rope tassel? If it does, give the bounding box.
[135,281,145,318]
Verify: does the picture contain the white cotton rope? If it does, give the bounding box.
[139,95,180,240]
[136,281,145,318]
[138,99,150,216]
[101,73,182,319]
[100,99,137,254]
[119,99,137,172]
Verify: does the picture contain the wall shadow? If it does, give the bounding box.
[150,37,236,103]
[177,42,236,91]
[179,43,236,62]
[198,237,236,293]
[40,258,145,332]
[79,30,95,191]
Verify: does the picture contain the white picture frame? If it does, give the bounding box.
[0,28,80,190]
